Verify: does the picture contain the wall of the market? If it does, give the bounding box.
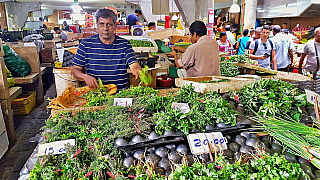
[272,17,320,29]
[0,3,7,29]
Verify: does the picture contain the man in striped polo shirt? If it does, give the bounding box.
[73,9,142,90]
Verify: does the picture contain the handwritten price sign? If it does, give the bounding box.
[171,102,190,113]
[187,132,227,155]
[114,98,133,107]
[38,139,75,156]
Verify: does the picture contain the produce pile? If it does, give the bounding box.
[3,45,31,77]
[219,55,258,77]
[30,78,320,180]
[129,39,154,47]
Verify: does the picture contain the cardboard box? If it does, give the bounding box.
[44,41,55,49]
[40,48,56,63]
[170,36,190,44]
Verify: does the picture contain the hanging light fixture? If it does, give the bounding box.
[229,0,240,13]
[72,0,83,13]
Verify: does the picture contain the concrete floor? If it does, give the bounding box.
[0,84,56,180]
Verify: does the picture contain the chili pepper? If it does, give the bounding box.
[107,171,115,179]
[84,171,93,178]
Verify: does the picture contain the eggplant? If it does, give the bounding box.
[300,114,310,122]
[181,155,195,165]
[283,152,297,163]
[229,101,237,109]
[236,106,245,115]
[155,147,168,158]
[300,164,315,179]
[155,167,166,175]
[261,136,270,143]
[132,135,145,144]
[175,131,184,136]
[240,132,251,140]
[158,158,171,171]
[168,150,181,163]
[245,138,260,147]
[115,138,129,147]
[176,144,188,155]
[123,156,135,168]
[235,135,246,145]
[147,147,156,153]
[271,143,283,154]
[199,154,210,163]
[133,149,144,160]
[205,125,214,131]
[222,93,228,100]
[164,130,175,136]
[165,144,176,150]
[228,142,240,152]
[148,131,159,140]
[225,135,232,142]
[216,123,226,128]
[314,170,320,178]
[298,157,310,165]
[223,149,234,159]
[240,145,254,154]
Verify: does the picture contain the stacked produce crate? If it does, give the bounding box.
[41,40,57,63]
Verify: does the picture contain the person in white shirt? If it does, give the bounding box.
[299,27,320,79]
[272,25,293,71]
[225,25,235,46]
[143,22,156,36]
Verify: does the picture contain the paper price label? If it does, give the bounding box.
[305,90,320,105]
[187,132,227,155]
[56,43,62,48]
[114,98,133,107]
[171,102,190,113]
[38,139,75,156]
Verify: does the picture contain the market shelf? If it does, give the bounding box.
[8,86,22,102]
[13,72,39,84]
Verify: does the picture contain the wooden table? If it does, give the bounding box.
[127,64,161,88]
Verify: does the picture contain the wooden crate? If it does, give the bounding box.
[40,48,56,63]
[234,62,278,75]
[170,36,190,44]
[175,76,256,93]
[276,72,312,82]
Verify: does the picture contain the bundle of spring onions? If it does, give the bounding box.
[251,114,320,169]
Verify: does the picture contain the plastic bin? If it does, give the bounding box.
[11,91,36,115]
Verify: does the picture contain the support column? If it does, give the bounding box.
[243,0,257,30]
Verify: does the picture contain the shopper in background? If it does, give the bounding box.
[282,23,288,29]
[73,9,142,89]
[298,27,320,79]
[249,28,255,40]
[166,21,220,77]
[254,27,262,40]
[218,32,232,53]
[236,29,250,55]
[249,25,277,69]
[54,27,68,41]
[127,9,142,30]
[225,25,235,46]
[63,21,73,32]
[143,22,156,36]
[272,25,293,71]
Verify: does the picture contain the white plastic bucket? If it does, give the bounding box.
[53,68,79,96]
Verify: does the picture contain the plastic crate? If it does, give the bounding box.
[11,91,36,115]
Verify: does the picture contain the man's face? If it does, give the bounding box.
[55,30,61,34]
[97,17,116,40]
[250,31,254,36]
[282,24,287,29]
[261,29,270,40]
[149,26,156,30]
[255,31,261,39]
[189,33,198,44]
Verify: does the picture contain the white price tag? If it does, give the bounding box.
[56,43,62,48]
[38,139,75,156]
[187,132,228,155]
[305,90,320,105]
[171,102,190,113]
[114,98,133,107]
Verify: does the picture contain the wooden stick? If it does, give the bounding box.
[314,96,320,120]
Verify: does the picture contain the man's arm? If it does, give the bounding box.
[272,50,277,70]
[129,63,142,79]
[298,53,307,74]
[249,49,268,60]
[73,65,99,89]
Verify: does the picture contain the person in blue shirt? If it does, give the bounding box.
[127,9,142,30]
[236,29,249,55]
[73,9,142,90]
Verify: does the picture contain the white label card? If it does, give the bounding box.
[171,102,190,113]
[187,132,228,155]
[114,98,133,107]
[38,139,75,156]
[56,43,62,48]
[305,90,320,105]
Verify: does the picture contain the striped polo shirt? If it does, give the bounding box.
[73,34,137,89]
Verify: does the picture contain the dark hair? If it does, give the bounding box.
[148,22,156,28]
[189,21,207,37]
[225,25,231,31]
[272,25,281,34]
[243,29,249,36]
[220,32,227,38]
[135,9,142,15]
[250,28,255,32]
[54,27,60,31]
[262,25,271,31]
[283,23,288,25]
[95,9,117,24]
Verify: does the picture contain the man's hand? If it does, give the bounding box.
[129,63,142,80]
[165,51,176,58]
[259,55,268,60]
[173,46,186,53]
[84,74,99,89]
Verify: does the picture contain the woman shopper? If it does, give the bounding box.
[218,32,232,53]
[236,29,249,55]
